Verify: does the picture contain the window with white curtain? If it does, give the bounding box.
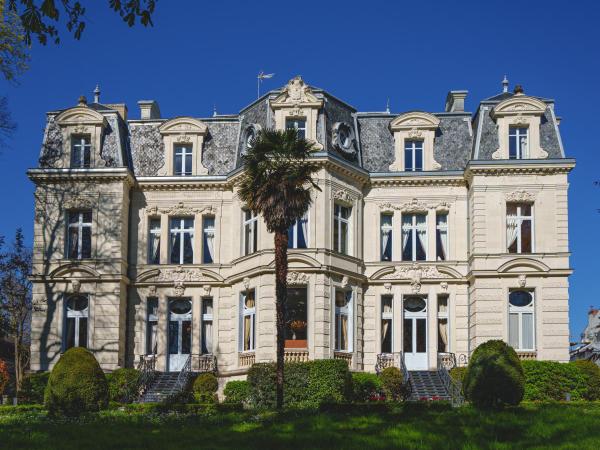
[240,290,256,352]
[333,204,351,255]
[381,295,393,353]
[335,289,353,352]
[380,214,393,261]
[402,213,427,261]
[507,203,532,254]
[148,218,161,264]
[509,126,529,159]
[202,216,215,263]
[170,217,194,264]
[201,297,213,354]
[436,213,448,261]
[64,295,88,350]
[243,209,258,255]
[286,118,306,139]
[174,145,193,175]
[288,214,308,249]
[437,295,449,353]
[146,297,158,355]
[509,290,535,351]
[67,210,92,260]
[71,135,91,168]
[404,140,423,171]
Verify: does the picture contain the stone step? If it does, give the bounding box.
[408,370,451,401]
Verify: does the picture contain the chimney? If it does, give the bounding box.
[138,100,161,120]
[445,90,468,112]
[94,84,101,103]
[105,103,128,121]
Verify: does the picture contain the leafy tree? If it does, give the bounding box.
[0,96,16,152]
[237,129,320,409]
[0,5,29,82]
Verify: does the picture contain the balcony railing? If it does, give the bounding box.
[238,352,255,367]
[334,352,353,367]
[517,351,537,361]
[284,350,309,363]
[192,354,217,373]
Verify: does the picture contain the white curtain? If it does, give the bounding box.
[520,135,529,158]
[151,235,160,263]
[170,232,178,258]
[206,230,215,262]
[509,313,519,348]
[416,227,427,256]
[381,228,391,257]
[301,217,308,246]
[382,319,390,345]
[438,319,448,352]
[506,215,519,250]
[204,321,213,354]
[402,226,410,253]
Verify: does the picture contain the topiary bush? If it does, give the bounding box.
[18,372,50,404]
[449,366,467,386]
[463,340,524,409]
[0,359,9,396]
[351,372,382,402]
[223,380,250,404]
[522,360,587,401]
[284,362,310,407]
[573,360,600,401]
[305,359,352,407]
[380,367,404,401]
[193,373,219,403]
[106,368,140,403]
[44,347,109,416]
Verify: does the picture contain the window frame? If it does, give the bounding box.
[401,213,427,261]
[201,297,214,354]
[381,294,393,354]
[240,289,256,352]
[506,203,534,254]
[169,217,195,264]
[243,209,258,256]
[333,203,351,255]
[508,290,535,351]
[436,212,449,261]
[71,134,92,168]
[404,139,424,172]
[174,144,193,176]
[285,117,307,139]
[437,294,450,353]
[63,294,89,350]
[288,213,309,249]
[334,289,353,352]
[380,213,393,261]
[148,218,161,264]
[509,126,529,160]
[67,210,92,260]
[202,215,215,264]
[146,297,158,355]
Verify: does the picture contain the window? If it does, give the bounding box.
[243,209,258,255]
[67,210,92,260]
[169,217,194,264]
[334,289,353,352]
[286,118,306,139]
[401,213,427,261]
[437,295,449,353]
[508,290,535,351]
[380,214,393,261]
[240,290,256,352]
[71,135,91,168]
[146,297,158,355]
[381,295,393,353]
[404,140,423,171]
[288,215,308,249]
[285,288,308,348]
[509,126,529,159]
[64,295,88,350]
[202,216,215,263]
[436,213,448,261]
[333,204,351,255]
[174,145,193,176]
[148,219,161,264]
[507,203,532,254]
[201,298,213,354]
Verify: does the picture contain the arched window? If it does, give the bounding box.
[508,290,535,351]
[64,295,89,349]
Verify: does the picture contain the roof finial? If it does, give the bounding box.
[385,98,390,114]
[93,84,101,103]
[513,84,524,95]
[502,75,509,93]
[78,95,87,106]
[213,104,218,117]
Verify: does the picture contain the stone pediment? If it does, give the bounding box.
[389,111,440,132]
[159,117,208,135]
[491,96,546,119]
[271,76,323,109]
[136,266,224,283]
[55,106,107,128]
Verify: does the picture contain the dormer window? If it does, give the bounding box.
[509,126,529,159]
[71,135,91,168]
[286,118,306,139]
[174,145,193,176]
[404,140,423,171]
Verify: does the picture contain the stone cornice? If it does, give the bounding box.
[27,168,135,186]
[465,159,575,181]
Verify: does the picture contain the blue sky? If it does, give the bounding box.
[0,0,598,339]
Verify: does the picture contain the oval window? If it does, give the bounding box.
[404,296,426,313]
[67,295,88,312]
[509,290,533,307]
[169,299,192,315]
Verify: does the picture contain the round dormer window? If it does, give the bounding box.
[332,122,355,155]
[242,124,262,155]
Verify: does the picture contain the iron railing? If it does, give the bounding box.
[135,354,157,401]
[437,352,464,407]
[174,354,192,393]
[375,352,412,400]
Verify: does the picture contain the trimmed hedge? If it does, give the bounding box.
[44,347,109,416]
[193,373,218,403]
[351,372,382,402]
[449,366,467,387]
[306,360,352,406]
[380,367,404,401]
[463,340,524,409]
[223,380,250,404]
[18,372,50,404]
[574,360,600,401]
[0,359,8,396]
[106,368,140,403]
[247,363,277,408]
[522,360,589,401]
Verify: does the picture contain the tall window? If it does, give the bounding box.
[202,216,215,263]
[334,289,353,352]
[436,213,448,261]
[509,126,528,159]
[437,295,449,353]
[402,213,427,261]
[288,215,308,249]
[507,203,532,254]
[71,135,91,168]
[148,219,161,264]
[67,210,92,260]
[381,295,393,353]
[243,209,258,255]
[404,140,423,171]
[64,295,88,350]
[380,214,393,261]
[508,290,535,351]
[286,118,306,139]
[333,204,351,255]
[201,298,213,354]
[240,290,256,352]
[285,288,308,348]
[174,145,193,176]
[170,217,194,264]
[146,297,158,355]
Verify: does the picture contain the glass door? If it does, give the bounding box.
[403,296,428,370]
[168,298,192,372]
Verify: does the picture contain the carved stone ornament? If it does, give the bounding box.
[272,76,322,107]
[341,276,350,289]
[64,196,94,210]
[287,271,309,285]
[384,282,392,292]
[505,190,536,203]
[518,275,527,288]
[511,115,528,125]
[157,266,206,283]
[175,135,192,143]
[331,189,357,204]
[203,284,212,295]
[440,281,449,291]
[147,285,157,296]
[243,277,251,290]
[173,283,186,297]
[407,128,423,139]
[385,263,450,293]
[71,279,81,294]
[146,202,217,216]
[72,124,91,134]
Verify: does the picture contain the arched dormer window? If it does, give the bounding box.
[159,117,209,176]
[389,112,441,172]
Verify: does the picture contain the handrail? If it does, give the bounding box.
[375,352,411,400]
[437,352,464,407]
[135,354,157,401]
[174,354,192,393]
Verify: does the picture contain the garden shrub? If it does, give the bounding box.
[106,368,140,403]
[305,359,352,406]
[18,372,50,404]
[44,347,109,416]
[351,372,382,402]
[463,340,524,409]
[284,362,310,406]
[449,366,467,387]
[223,380,250,404]
[522,360,587,401]
[573,360,600,400]
[193,373,219,403]
[0,359,9,396]
[380,367,404,401]
[247,363,277,408]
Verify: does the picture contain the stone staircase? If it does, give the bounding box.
[140,372,183,403]
[408,370,451,401]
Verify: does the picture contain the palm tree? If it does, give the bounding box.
[237,128,320,409]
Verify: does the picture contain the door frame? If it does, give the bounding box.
[167,298,192,372]
[403,295,428,370]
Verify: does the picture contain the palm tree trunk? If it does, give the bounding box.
[274,230,288,409]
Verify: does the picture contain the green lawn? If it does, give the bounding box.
[1,402,599,449]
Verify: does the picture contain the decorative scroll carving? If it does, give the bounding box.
[384,263,450,292]
[175,135,192,143]
[505,190,536,203]
[145,202,218,216]
[331,188,358,204]
[64,196,94,209]
[407,128,423,139]
[157,266,206,283]
[272,76,321,106]
[287,271,309,285]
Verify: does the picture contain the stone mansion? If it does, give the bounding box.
[27,76,574,378]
